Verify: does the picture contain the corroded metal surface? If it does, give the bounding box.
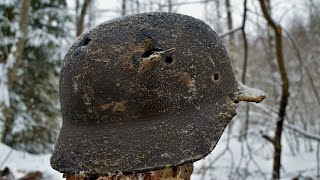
[51,12,260,176]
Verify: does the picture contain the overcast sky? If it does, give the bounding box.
[66,0,311,38]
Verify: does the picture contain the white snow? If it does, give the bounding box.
[0,64,9,107]
[0,143,62,180]
[191,120,319,180]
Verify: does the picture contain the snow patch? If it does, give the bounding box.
[236,81,266,103]
[0,143,62,180]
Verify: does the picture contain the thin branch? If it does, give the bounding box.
[309,0,320,25]
[241,0,248,83]
[159,0,214,7]
[122,0,126,16]
[284,123,320,141]
[262,134,275,144]
[282,28,320,108]
[219,26,242,38]
[225,0,234,50]
[0,149,13,169]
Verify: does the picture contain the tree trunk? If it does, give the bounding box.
[122,0,127,16]
[239,0,249,142]
[1,0,31,143]
[214,0,222,33]
[76,0,80,27]
[259,0,290,179]
[168,0,173,13]
[65,163,193,180]
[135,0,140,13]
[76,0,91,37]
[7,0,31,87]
[88,0,95,28]
[225,0,234,61]
[265,0,279,103]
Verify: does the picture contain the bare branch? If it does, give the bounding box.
[284,123,320,141]
[261,133,275,144]
[159,0,214,7]
[241,0,248,83]
[219,26,241,38]
[282,28,320,108]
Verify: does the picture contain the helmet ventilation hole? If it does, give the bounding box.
[213,73,220,80]
[81,35,91,46]
[211,73,221,85]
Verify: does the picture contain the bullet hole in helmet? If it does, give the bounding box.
[142,48,174,64]
[81,35,91,46]
[211,73,221,85]
[164,56,173,64]
[142,48,162,58]
[213,73,220,80]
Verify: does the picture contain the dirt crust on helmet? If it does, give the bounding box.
[51,12,239,175]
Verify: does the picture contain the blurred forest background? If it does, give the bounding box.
[0,0,320,179]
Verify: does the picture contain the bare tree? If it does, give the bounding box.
[168,0,173,12]
[88,0,96,28]
[136,0,140,13]
[122,0,127,16]
[75,0,80,26]
[239,0,249,142]
[1,0,31,143]
[259,0,290,178]
[76,0,91,36]
[7,0,31,87]
[225,0,234,59]
[203,0,223,33]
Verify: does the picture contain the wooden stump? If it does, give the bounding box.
[65,163,193,180]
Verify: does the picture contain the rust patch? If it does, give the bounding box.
[115,38,154,71]
[100,103,113,111]
[226,96,236,111]
[140,38,152,51]
[113,101,127,112]
[100,101,128,112]
[218,96,237,121]
[137,48,176,74]
[218,112,234,119]
[177,71,197,98]
[138,54,162,74]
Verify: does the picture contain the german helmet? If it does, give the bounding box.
[51,12,265,175]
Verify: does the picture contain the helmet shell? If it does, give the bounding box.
[51,12,238,175]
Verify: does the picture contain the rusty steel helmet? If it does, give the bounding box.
[51,12,265,175]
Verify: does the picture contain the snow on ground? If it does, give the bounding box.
[191,122,318,180]
[0,143,62,180]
